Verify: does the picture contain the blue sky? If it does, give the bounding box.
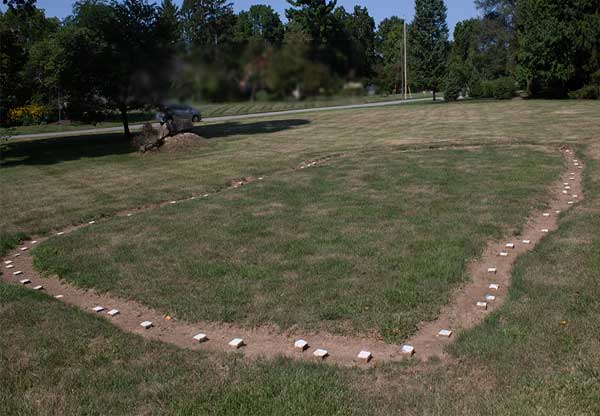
[9,0,479,34]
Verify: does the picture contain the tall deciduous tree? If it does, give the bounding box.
[517,0,600,96]
[410,0,449,100]
[285,0,337,59]
[181,0,235,53]
[234,5,284,46]
[375,16,405,94]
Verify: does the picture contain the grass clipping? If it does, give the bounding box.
[132,122,208,153]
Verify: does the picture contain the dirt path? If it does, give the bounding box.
[1,147,583,367]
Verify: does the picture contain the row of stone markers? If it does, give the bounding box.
[4,148,582,364]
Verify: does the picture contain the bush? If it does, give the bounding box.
[444,72,463,102]
[569,84,600,100]
[7,104,45,125]
[470,77,515,100]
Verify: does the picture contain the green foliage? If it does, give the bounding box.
[517,0,600,97]
[234,5,284,46]
[444,65,464,101]
[181,0,236,52]
[471,77,515,99]
[409,0,449,98]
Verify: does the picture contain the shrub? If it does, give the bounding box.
[470,77,515,100]
[7,104,45,125]
[569,84,600,99]
[444,71,463,102]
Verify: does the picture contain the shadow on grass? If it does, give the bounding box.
[1,119,310,167]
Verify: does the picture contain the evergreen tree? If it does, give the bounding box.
[410,0,449,100]
[234,5,284,46]
[181,0,236,52]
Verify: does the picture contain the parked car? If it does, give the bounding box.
[155,104,202,124]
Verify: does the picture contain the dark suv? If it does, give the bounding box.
[156,104,202,124]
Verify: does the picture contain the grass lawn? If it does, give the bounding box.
[32,146,561,342]
[1,99,600,414]
[4,93,430,136]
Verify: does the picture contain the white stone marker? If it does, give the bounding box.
[555,210,561,214]
[20,247,28,251]
[543,213,550,217]
[55,295,64,299]
[294,339,309,351]
[92,306,105,313]
[107,309,120,317]
[564,183,569,186]
[541,229,549,233]
[487,268,497,274]
[573,195,578,198]
[489,284,499,290]
[578,166,583,169]
[229,338,244,348]
[499,251,509,257]
[485,294,496,301]
[568,201,574,205]
[562,190,568,194]
[6,264,14,269]
[170,201,177,204]
[476,301,488,309]
[565,186,571,190]
[506,243,515,249]
[400,344,415,355]
[13,253,20,257]
[140,321,153,329]
[3,260,12,264]
[193,333,208,343]
[357,350,372,362]
[57,232,65,236]
[438,329,453,337]
[13,270,23,276]
[522,240,531,244]
[89,221,96,224]
[313,348,328,359]
[203,194,209,197]
[20,279,31,285]
[127,213,133,217]
[33,285,43,291]
[31,240,38,244]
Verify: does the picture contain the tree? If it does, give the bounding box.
[181,0,236,53]
[157,0,181,48]
[52,0,176,137]
[410,0,449,100]
[234,5,284,46]
[334,6,376,80]
[285,0,338,61]
[517,0,600,97]
[375,16,405,94]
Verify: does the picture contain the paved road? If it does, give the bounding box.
[12,97,435,140]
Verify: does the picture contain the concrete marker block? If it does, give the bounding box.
[3,260,12,264]
[522,240,531,244]
[20,247,28,251]
[555,211,561,214]
[229,338,244,348]
[476,301,488,309]
[357,350,372,362]
[92,306,105,313]
[13,270,23,275]
[543,213,550,217]
[506,243,515,249]
[20,279,31,285]
[499,251,509,257]
[400,345,415,355]
[193,333,208,343]
[294,339,309,351]
[57,232,65,236]
[562,190,568,194]
[313,348,328,359]
[485,294,496,301]
[55,295,64,299]
[573,195,578,198]
[489,284,499,290]
[13,253,20,257]
[33,285,43,291]
[438,329,453,337]
[487,268,497,274]
[107,309,120,317]
[568,201,574,205]
[541,229,549,233]
[31,240,38,244]
[140,321,153,329]
[6,264,14,269]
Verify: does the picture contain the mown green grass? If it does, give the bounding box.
[32,146,562,341]
[2,100,598,257]
[1,100,599,415]
[6,94,427,136]
[2,147,598,415]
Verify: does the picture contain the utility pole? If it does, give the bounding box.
[403,19,408,101]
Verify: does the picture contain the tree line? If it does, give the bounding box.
[1,0,599,135]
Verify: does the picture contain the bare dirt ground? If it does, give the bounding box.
[1,147,583,367]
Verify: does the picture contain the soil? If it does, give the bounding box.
[1,148,583,367]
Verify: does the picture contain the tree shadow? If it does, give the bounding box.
[1,119,310,167]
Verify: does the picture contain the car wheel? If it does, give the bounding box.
[192,115,200,123]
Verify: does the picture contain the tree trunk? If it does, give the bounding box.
[433,90,437,101]
[120,108,130,139]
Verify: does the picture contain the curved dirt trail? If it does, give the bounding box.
[1,147,583,367]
